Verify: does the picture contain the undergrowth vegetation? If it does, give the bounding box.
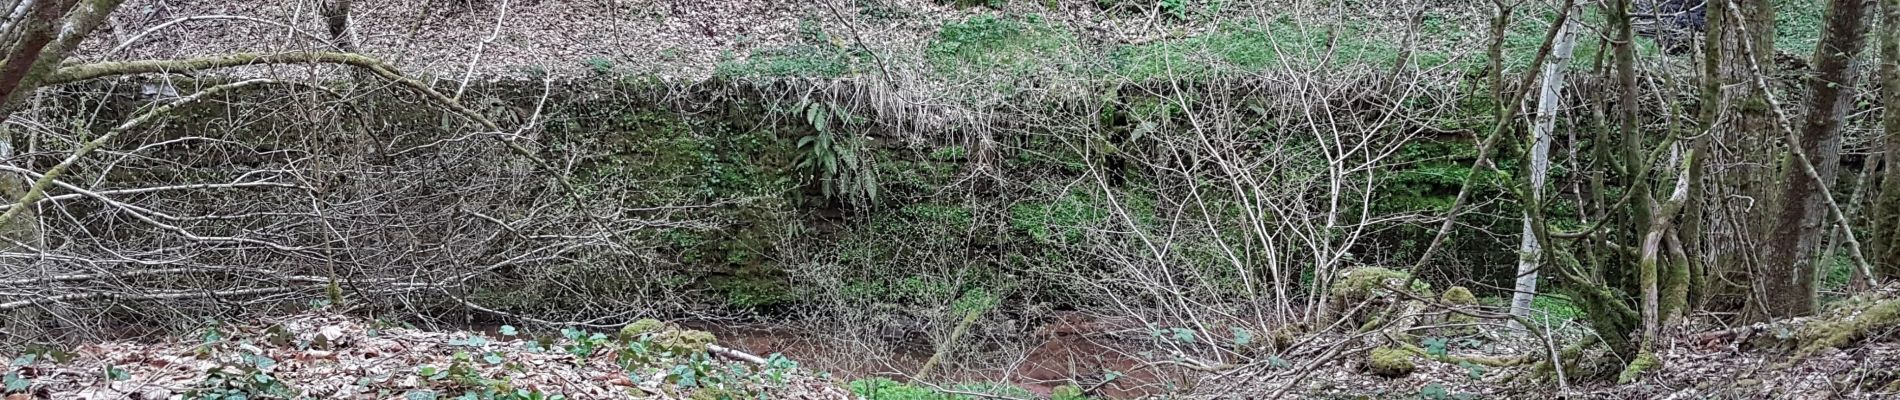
[4,0,1876,398]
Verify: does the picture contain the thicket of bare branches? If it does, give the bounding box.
[0,74,744,341]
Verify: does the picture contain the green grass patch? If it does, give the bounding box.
[1530,294,1583,327]
[1820,251,1858,295]
[1111,17,1405,80]
[927,14,1077,77]
[716,19,872,78]
[928,146,968,161]
[1411,6,1663,78]
[1477,294,1582,328]
[901,203,977,230]
[849,378,1060,400]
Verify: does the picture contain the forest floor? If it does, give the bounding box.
[1206,325,1900,399]
[88,0,1446,81]
[2,312,853,400]
[7,306,1898,399]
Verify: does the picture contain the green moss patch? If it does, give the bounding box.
[1367,346,1417,378]
[1331,267,1429,305]
[1798,293,1900,356]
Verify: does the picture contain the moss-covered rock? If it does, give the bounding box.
[1366,346,1416,378]
[1330,267,1433,330]
[616,319,718,355]
[619,318,669,340]
[654,328,718,354]
[1050,385,1086,400]
[1268,325,1298,351]
[1332,267,1420,302]
[1440,286,1476,305]
[1440,286,1479,335]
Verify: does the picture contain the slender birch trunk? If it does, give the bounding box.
[1512,2,1583,327]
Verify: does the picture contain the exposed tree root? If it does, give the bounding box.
[1615,351,1659,384]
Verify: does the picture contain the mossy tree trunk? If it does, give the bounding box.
[1529,0,1703,375]
[1869,0,1900,281]
[1698,0,1781,314]
[1757,0,1877,318]
[1605,0,1653,355]
[0,0,126,246]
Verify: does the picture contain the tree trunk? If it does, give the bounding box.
[1698,0,1780,315]
[1610,0,1648,317]
[1758,0,1876,318]
[322,0,356,52]
[0,0,127,243]
[1870,0,1900,280]
[1512,2,1583,326]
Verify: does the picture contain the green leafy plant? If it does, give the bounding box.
[1051,385,1088,400]
[859,1,914,20]
[793,102,877,206]
[559,327,612,361]
[942,0,1006,9]
[662,352,759,398]
[105,365,130,381]
[584,57,615,74]
[1144,325,1199,344]
[850,378,948,400]
[763,353,798,384]
[1267,356,1292,369]
[183,352,296,399]
[1458,360,1486,380]
[4,352,38,390]
[3,371,28,393]
[1422,337,1450,357]
[1159,0,1189,20]
[1530,295,1582,327]
[415,352,565,400]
